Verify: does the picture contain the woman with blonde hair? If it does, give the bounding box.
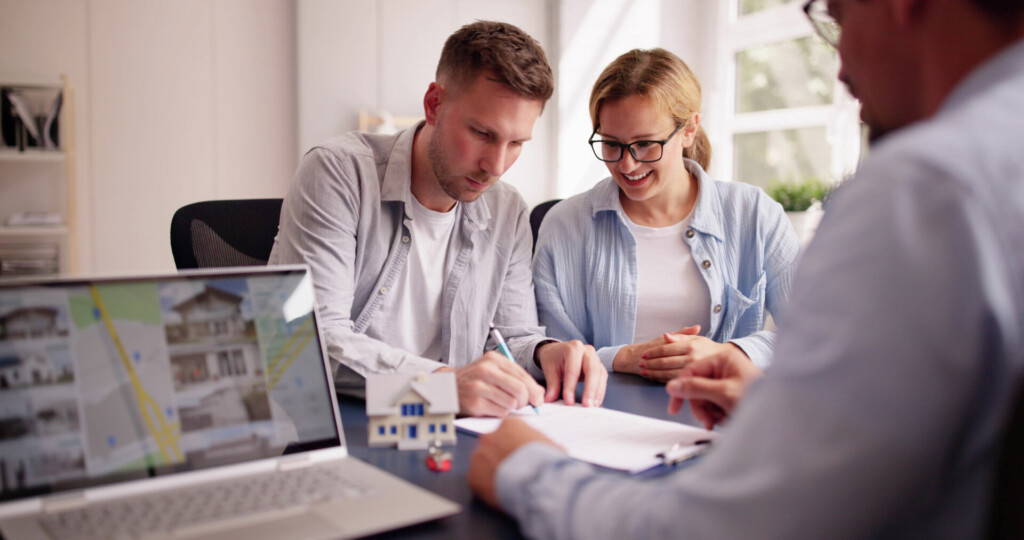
[534,48,798,382]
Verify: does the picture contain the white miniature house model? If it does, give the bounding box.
[366,372,458,450]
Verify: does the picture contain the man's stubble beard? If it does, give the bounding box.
[427,126,465,202]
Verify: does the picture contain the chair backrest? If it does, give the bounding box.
[529,199,562,253]
[989,379,1024,539]
[170,199,283,270]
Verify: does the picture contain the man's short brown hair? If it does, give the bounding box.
[436,20,554,103]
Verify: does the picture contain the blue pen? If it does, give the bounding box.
[489,323,541,415]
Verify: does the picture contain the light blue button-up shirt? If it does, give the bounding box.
[497,39,1024,540]
[533,159,799,368]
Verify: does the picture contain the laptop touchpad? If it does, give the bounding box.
[173,511,341,540]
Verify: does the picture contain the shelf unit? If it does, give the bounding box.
[0,74,76,278]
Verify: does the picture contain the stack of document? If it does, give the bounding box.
[455,402,716,473]
[6,211,63,227]
[0,243,59,277]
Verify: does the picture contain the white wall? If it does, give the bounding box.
[1,0,297,276]
[296,0,556,207]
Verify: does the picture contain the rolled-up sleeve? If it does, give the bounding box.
[490,202,555,379]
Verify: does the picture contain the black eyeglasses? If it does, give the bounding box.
[802,0,840,48]
[588,124,683,163]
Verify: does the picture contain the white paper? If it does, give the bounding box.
[455,402,715,473]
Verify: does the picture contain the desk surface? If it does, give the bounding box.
[341,373,701,539]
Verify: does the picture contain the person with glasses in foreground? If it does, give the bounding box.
[532,48,798,386]
[469,0,1024,538]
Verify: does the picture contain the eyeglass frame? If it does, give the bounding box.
[588,123,685,163]
[802,0,841,48]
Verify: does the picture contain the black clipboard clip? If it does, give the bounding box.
[656,438,713,467]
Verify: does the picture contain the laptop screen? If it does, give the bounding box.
[0,267,341,503]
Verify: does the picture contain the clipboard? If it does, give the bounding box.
[455,402,717,473]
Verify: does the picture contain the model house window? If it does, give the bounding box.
[401,403,424,416]
[713,1,860,188]
[378,426,385,435]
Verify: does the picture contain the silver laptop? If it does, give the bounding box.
[0,265,459,539]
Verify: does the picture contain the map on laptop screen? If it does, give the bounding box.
[0,269,339,501]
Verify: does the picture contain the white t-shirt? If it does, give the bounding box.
[365,196,457,360]
[624,214,711,343]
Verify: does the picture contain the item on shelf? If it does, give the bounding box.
[1,86,62,151]
[5,211,63,227]
[42,91,62,149]
[0,243,60,277]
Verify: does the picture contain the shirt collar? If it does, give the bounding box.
[941,38,1024,115]
[590,158,724,241]
[380,121,492,230]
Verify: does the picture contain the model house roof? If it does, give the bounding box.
[365,372,458,416]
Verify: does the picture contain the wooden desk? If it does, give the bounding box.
[341,373,703,539]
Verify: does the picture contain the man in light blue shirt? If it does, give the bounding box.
[468,1,1024,537]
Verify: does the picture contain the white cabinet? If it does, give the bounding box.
[0,75,76,278]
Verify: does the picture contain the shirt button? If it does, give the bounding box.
[701,260,712,269]
[713,304,722,313]
[401,236,410,244]
[685,228,695,238]
[379,287,389,295]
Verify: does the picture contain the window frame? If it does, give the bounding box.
[710,1,861,187]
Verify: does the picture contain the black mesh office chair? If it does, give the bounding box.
[170,199,283,269]
[529,199,562,253]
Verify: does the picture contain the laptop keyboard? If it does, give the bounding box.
[40,463,372,539]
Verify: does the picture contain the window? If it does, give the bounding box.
[378,426,385,435]
[390,425,396,435]
[441,424,447,433]
[429,424,436,433]
[712,1,861,188]
[216,349,247,377]
[416,403,424,416]
[738,0,792,16]
[231,350,246,375]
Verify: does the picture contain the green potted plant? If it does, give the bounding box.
[766,179,832,244]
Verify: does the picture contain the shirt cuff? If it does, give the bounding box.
[495,442,571,518]
[728,331,775,368]
[597,345,623,372]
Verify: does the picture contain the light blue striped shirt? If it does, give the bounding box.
[497,37,1024,540]
[533,159,799,368]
